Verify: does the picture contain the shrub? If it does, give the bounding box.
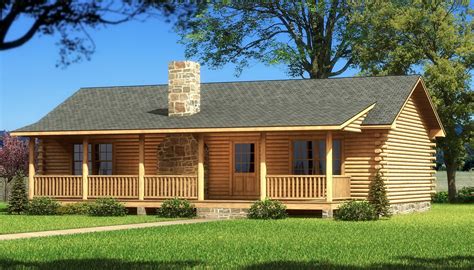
[432,191,449,203]
[157,198,196,218]
[368,170,391,218]
[334,200,378,221]
[88,198,127,216]
[248,199,287,219]
[7,174,28,214]
[57,202,91,215]
[27,197,60,215]
[456,187,474,203]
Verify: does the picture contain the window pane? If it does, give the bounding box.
[333,140,341,175]
[235,143,255,173]
[293,141,313,175]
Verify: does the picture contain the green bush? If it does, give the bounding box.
[27,197,60,215]
[368,170,391,218]
[57,202,91,215]
[157,198,196,218]
[432,191,449,203]
[248,199,287,219]
[334,200,378,221]
[456,187,474,203]
[7,174,28,214]
[88,198,127,216]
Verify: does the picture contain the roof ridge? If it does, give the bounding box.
[79,74,421,90]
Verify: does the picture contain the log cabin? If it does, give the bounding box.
[11,61,445,218]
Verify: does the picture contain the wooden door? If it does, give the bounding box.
[232,141,259,198]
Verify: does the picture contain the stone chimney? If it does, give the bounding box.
[168,61,200,116]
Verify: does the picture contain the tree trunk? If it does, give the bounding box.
[445,160,457,203]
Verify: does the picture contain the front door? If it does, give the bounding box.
[232,141,259,198]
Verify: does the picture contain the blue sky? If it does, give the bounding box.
[0,14,385,132]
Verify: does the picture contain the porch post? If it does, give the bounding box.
[28,138,35,200]
[197,134,205,201]
[82,137,89,200]
[138,135,145,200]
[326,131,333,202]
[260,132,267,200]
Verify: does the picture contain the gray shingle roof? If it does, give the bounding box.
[16,75,420,132]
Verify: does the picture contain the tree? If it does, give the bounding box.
[0,132,28,201]
[176,1,356,78]
[1,1,200,67]
[7,173,28,214]
[368,170,391,218]
[350,1,473,202]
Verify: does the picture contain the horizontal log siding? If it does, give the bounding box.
[41,139,72,175]
[205,134,232,199]
[344,130,386,199]
[382,96,436,203]
[343,112,368,133]
[144,134,166,175]
[265,132,291,175]
[114,138,139,175]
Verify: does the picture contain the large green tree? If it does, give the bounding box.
[176,1,355,78]
[348,0,474,202]
[0,0,199,67]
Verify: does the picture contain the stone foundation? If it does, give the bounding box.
[197,208,248,219]
[390,201,431,215]
[157,134,198,175]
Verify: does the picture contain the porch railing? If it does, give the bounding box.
[266,175,327,199]
[34,175,82,198]
[266,175,351,200]
[144,175,197,199]
[88,175,139,198]
[333,175,351,199]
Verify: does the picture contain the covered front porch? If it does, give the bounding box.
[27,130,356,210]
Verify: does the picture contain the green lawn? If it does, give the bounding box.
[0,203,167,235]
[0,204,472,269]
[435,171,473,192]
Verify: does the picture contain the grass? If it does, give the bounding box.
[0,203,168,235]
[0,204,472,269]
[435,171,473,192]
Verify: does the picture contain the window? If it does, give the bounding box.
[73,143,112,175]
[95,144,113,175]
[293,141,315,175]
[292,140,341,175]
[235,143,255,173]
[73,144,92,175]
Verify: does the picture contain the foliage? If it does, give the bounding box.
[0,132,28,201]
[176,1,357,78]
[88,198,127,216]
[0,205,471,268]
[0,1,201,67]
[57,203,91,215]
[7,174,28,214]
[456,186,474,203]
[368,171,391,217]
[27,197,60,215]
[157,198,196,218]
[350,1,473,202]
[432,191,449,203]
[247,199,287,219]
[334,200,378,221]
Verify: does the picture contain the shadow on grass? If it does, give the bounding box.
[244,256,474,270]
[0,259,203,270]
[0,256,472,270]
